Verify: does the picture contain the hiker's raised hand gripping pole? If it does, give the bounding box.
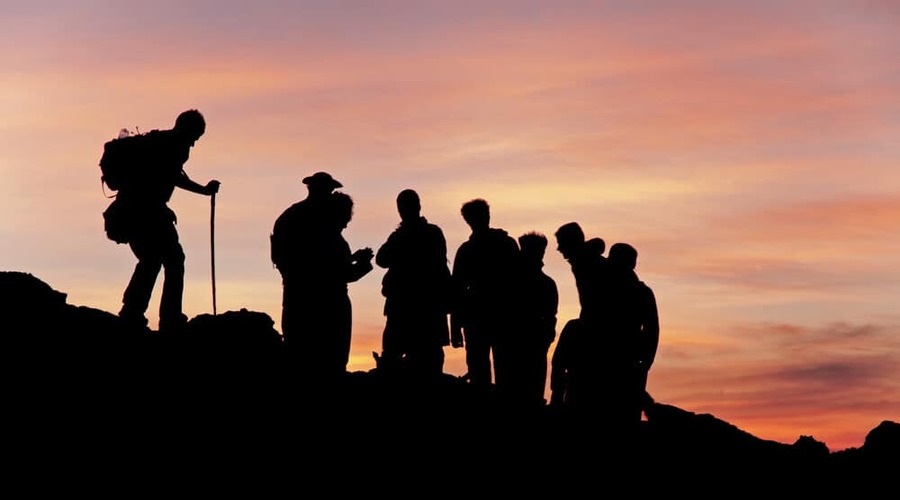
[211,191,217,316]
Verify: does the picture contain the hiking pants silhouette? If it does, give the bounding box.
[282,285,352,380]
[121,218,185,322]
[464,322,511,391]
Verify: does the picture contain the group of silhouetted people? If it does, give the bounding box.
[102,109,660,435]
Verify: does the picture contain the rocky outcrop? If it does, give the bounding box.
[1,271,895,481]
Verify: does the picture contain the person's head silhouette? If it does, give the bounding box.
[173,109,206,146]
[608,242,638,271]
[331,191,354,230]
[555,222,585,261]
[461,198,490,232]
[397,189,421,223]
[519,232,548,265]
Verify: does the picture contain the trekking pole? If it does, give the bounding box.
[210,192,217,316]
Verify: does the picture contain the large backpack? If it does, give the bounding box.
[270,203,308,273]
[98,127,153,244]
[98,128,153,197]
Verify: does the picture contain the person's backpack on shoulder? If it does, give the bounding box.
[98,127,155,197]
[270,207,304,274]
[98,127,152,244]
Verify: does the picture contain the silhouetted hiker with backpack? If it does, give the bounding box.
[376,189,452,379]
[606,242,659,437]
[512,231,558,408]
[101,109,220,331]
[450,198,521,399]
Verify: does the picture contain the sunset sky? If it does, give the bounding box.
[3,1,899,451]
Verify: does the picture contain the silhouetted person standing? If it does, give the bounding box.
[450,199,520,397]
[515,232,558,408]
[116,109,220,331]
[272,171,342,347]
[607,242,659,434]
[272,173,372,383]
[317,192,373,382]
[376,189,452,378]
[550,223,608,412]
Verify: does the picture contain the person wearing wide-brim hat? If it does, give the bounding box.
[271,171,360,380]
[302,171,343,191]
[273,171,344,274]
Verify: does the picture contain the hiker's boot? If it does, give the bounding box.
[118,308,149,331]
[158,313,188,333]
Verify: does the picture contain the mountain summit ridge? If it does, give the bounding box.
[2,270,896,480]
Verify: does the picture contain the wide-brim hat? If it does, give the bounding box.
[303,171,343,189]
